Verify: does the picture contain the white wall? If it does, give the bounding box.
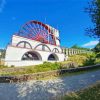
[11,35,62,53]
[5,45,65,67]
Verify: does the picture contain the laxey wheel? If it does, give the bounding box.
[17,20,56,45]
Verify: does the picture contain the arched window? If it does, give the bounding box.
[16,41,32,49]
[48,54,59,61]
[22,51,42,61]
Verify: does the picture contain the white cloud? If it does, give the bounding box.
[82,40,99,47]
[0,0,6,13]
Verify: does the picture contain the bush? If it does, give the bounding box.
[83,53,97,66]
[0,65,8,69]
[10,65,15,68]
[67,54,88,66]
[96,52,100,58]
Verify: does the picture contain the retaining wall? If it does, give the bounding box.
[0,64,100,83]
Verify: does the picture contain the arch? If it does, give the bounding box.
[16,41,32,49]
[52,48,59,53]
[21,51,42,61]
[48,53,59,61]
[34,44,51,52]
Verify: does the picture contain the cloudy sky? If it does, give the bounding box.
[0,0,99,49]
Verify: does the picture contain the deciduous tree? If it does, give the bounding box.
[85,0,100,39]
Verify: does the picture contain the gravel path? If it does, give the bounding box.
[0,70,100,100]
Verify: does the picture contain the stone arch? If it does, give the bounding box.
[21,51,42,61]
[48,53,59,61]
[34,44,51,52]
[16,41,32,49]
[52,48,59,53]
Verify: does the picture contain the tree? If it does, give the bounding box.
[93,42,100,53]
[71,44,90,51]
[71,44,79,49]
[85,0,100,39]
[0,49,5,59]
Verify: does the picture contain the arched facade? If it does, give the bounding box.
[5,20,65,67]
[5,35,65,67]
[21,51,42,61]
[48,53,59,61]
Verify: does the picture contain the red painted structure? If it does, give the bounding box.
[17,20,56,45]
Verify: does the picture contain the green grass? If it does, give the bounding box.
[61,82,100,100]
[0,62,61,76]
[0,65,8,69]
[0,53,100,76]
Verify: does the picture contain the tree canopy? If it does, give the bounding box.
[0,49,5,58]
[86,0,100,39]
[71,44,90,50]
[93,42,100,53]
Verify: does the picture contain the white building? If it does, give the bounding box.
[5,20,66,67]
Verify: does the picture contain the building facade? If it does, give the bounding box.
[5,21,65,67]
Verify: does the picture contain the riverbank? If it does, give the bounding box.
[0,64,100,83]
[0,69,100,100]
[61,81,100,100]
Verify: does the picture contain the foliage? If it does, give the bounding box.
[0,53,99,76]
[67,53,100,66]
[67,54,88,66]
[93,42,100,53]
[83,56,96,66]
[0,49,6,58]
[61,82,100,100]
[71,44,90,50]
[83,52,100,65]
[85,0,100,38]
[96,52,100,58]
[0,65,8,69]
[0,62,62,75]
[95,59,100,64]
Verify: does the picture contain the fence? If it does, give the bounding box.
[62,48,92,56]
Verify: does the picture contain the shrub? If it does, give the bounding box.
[96,52,100,58]
[0,65,8,69]
[67,54,88,66]
[83,56,96,66]
[10,65,15,68]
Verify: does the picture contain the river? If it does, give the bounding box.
[0,69,100,100]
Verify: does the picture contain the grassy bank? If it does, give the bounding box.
[0,53,100,76]
[61,82,100,100]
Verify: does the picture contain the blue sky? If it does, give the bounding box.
[0,0,99,49]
